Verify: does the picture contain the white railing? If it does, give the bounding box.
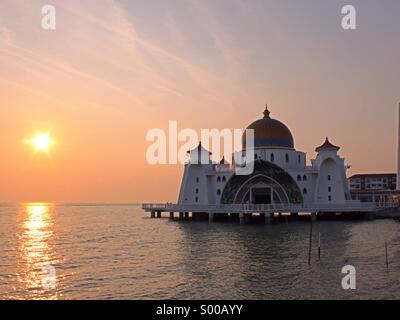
[142,201,398,213]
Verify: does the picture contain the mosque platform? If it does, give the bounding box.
[141,202,399,223]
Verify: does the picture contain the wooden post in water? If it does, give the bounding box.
[318,232,321,261]
[385,240,389,269]
[308,213,314,266]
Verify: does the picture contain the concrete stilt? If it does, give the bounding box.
[208,213,214,223]
[156,211,162,218]
[311,212,317,221]
[290,212,299,219]
[265,213,273,224]
[150,211,155,219]
[229,213,239,222]
[169,212,174,219]
[366,212,375,220]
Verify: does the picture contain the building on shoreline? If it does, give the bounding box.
[348,173,400,203]
[348,173,396,191]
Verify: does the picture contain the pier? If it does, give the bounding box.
[142,202,399,223]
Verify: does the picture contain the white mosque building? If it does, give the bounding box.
[178,106,352,208]
[143,105,391,222]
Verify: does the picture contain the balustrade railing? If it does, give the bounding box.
[142,201,398,212]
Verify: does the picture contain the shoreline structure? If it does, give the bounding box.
[143,104,400,223]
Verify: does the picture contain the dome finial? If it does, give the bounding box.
[263,104,271,119]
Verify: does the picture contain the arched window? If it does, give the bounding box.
[195,188,199,194]
[270,153,275,162]
[285,153,289,163]
[222,176,226,182]
[217,176,221,183]
[298,154,301,164]
[328,175,331,181]
[217,189,221,195]
[297,174,301,181]
[196,177,199,183]
[303,174,307,181]
[303,188,307,195]
[328,186,331,192]
[328,195,332,201]
[195,197,199,202]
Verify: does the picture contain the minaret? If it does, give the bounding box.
[397,102,400,190]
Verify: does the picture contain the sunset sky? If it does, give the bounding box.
[1,0,400,203]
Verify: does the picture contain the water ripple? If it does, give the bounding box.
[1,204,400,299]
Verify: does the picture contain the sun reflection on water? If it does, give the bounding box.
[17,203,59,299]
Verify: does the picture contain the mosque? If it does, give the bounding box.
[178,106,351,208]
[143,105,394,222]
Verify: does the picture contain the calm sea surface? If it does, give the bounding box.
[1,203,400,300]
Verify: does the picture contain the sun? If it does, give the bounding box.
[27,133,54,152]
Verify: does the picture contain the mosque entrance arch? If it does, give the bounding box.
[221,160,303,204]
[233,174,290,204]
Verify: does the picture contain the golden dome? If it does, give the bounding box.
[242,105,294,149]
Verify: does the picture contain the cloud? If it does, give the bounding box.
[0,0,252,118]
[164,10,186,48]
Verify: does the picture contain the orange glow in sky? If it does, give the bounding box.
[1,1,400,203]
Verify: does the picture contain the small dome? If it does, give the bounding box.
[242,106,294,149]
